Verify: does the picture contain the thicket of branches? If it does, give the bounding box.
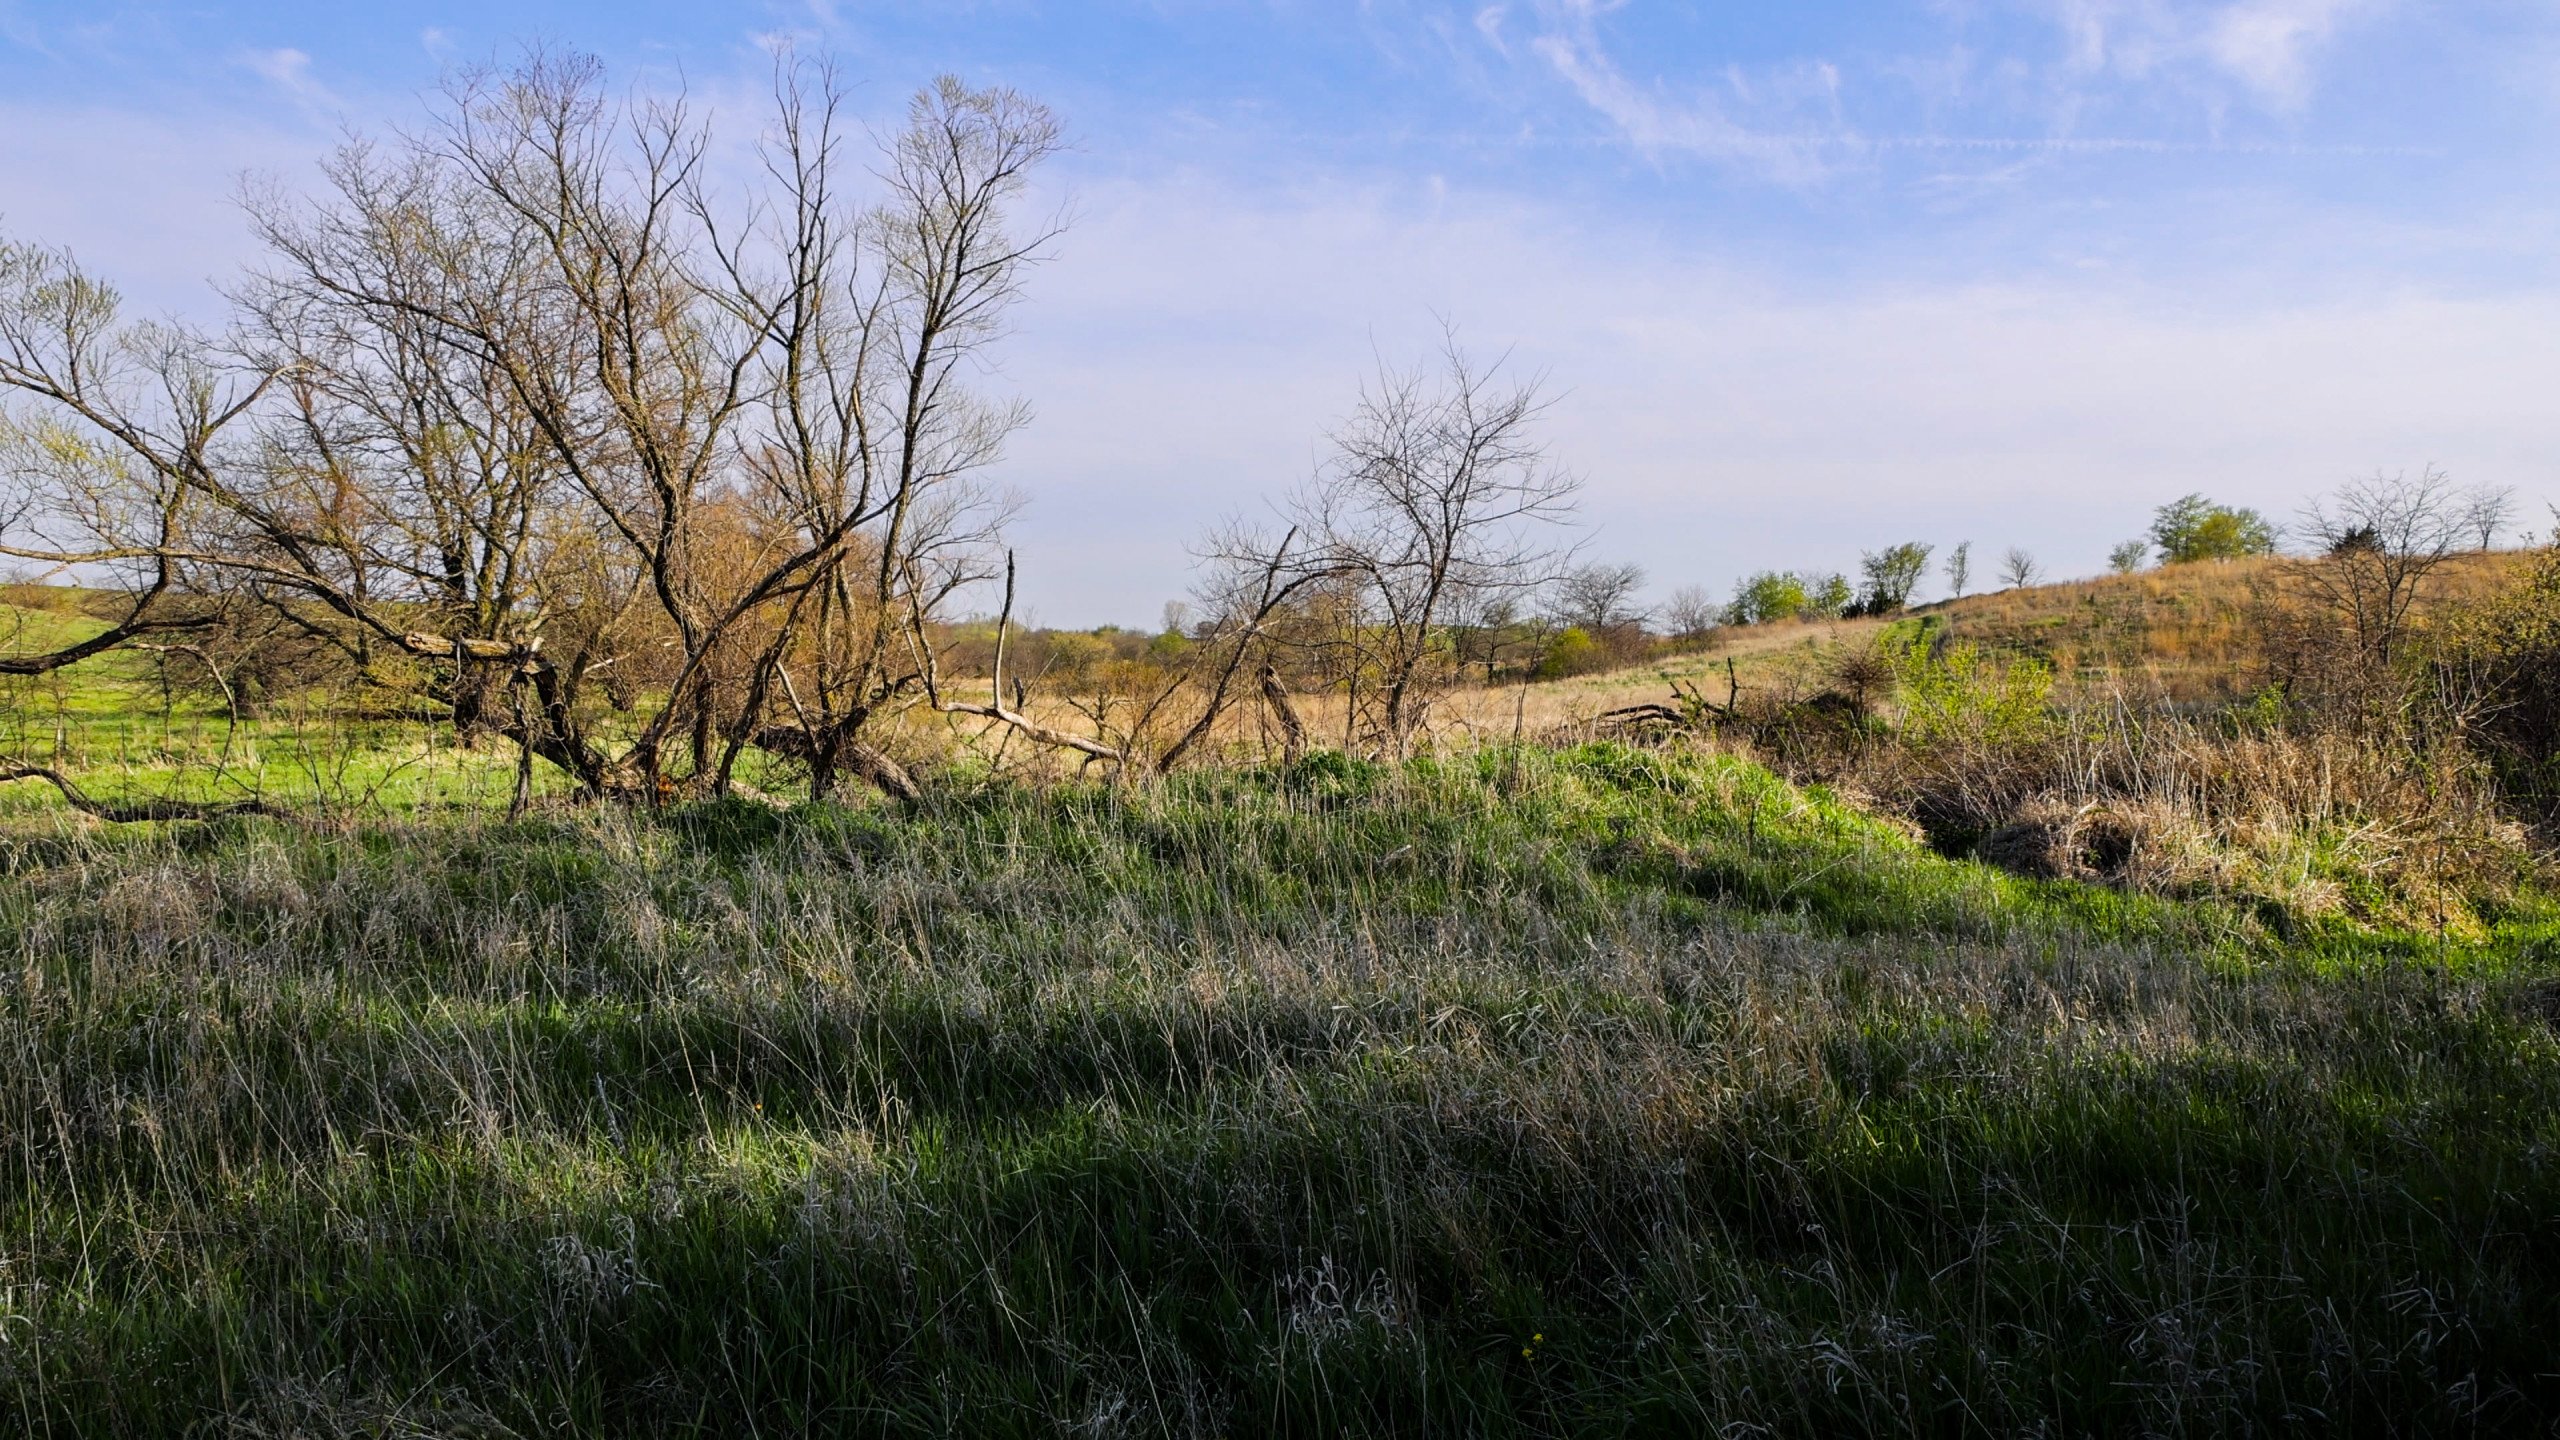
[1,53,1078,806]
[0,54,1632,803]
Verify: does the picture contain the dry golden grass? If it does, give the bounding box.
[1494,549,2536,725]
[1918,550,2529,701]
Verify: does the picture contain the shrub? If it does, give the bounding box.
[2438,537,2560,829]
[1536,625,1603,678]
[1886,632,2057,751]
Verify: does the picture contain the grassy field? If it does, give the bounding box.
[5,743,2559,1435]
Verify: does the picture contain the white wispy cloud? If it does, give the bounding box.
[2202,0,2385,108]
[2026,0,2393,109]
[1522,1,1842,180]
[242,46,317,94]
[235,45,346,121]
[1519,0,2402,183]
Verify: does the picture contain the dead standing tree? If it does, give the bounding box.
[2289,467,2468,668]
[1272,339,1579,754]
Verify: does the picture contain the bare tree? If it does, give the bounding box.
[748,69,1063,799]
[1274,337,1580,752]
[2461,484,2516,551]
[1997,547,2040,590]
[1553,561,1647,632]
[2289,467,2466,665]
[0,52,1069,810]
[0,240,252,676]
[220,53,1059,801]
[1664,583,1721,640]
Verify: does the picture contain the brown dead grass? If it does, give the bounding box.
[1917,550,2529,702]
[913,549,2543,784]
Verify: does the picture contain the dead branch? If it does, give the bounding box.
[922,552,1128,766]
[1260,664,1308,761]
[0,765,300,824]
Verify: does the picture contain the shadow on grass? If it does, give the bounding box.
[18,1027,2560,1437]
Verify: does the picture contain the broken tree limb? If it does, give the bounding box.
[1259,664,1308,761]
[747,723,924,804]
[917,551,1131,769]
[0,765,299,823]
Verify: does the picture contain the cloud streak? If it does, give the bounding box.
[2034,0,2396,109]
[1514,0,2407,181]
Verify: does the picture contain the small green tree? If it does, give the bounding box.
[1806,572,1855,619]
[1944,540,1973,598]
[1726,571,1809,625]
[1858,542,1933,613]
[2107,538,2149,573]
[2151,493,2278,564]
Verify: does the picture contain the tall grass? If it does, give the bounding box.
[4,745,2557,1435]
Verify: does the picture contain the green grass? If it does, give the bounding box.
[4,743,2558,1435]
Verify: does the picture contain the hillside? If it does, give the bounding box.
[0,555,2554,1433]
[5,745,2558,1435]
[1500,549,2536,729]
[1918,550,2526,699]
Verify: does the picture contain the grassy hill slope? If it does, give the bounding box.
[3,745,2555,1434]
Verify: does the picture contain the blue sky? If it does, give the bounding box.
[4,1,2557,624]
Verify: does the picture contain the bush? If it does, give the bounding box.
[2438,538,2560,829]
[1536,625,1603,678]
[1885,631,2057,751]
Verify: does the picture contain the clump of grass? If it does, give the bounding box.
[2,745,2557,1434]
[1689,618,2552,946]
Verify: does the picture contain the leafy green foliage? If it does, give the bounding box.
[2151,492,2279,564]
[1726,570,1809,625]
[1856,540,1933,613]
[1884,626,2059,749]
[1534,625,1601,678]
[1805,570,1854,619]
